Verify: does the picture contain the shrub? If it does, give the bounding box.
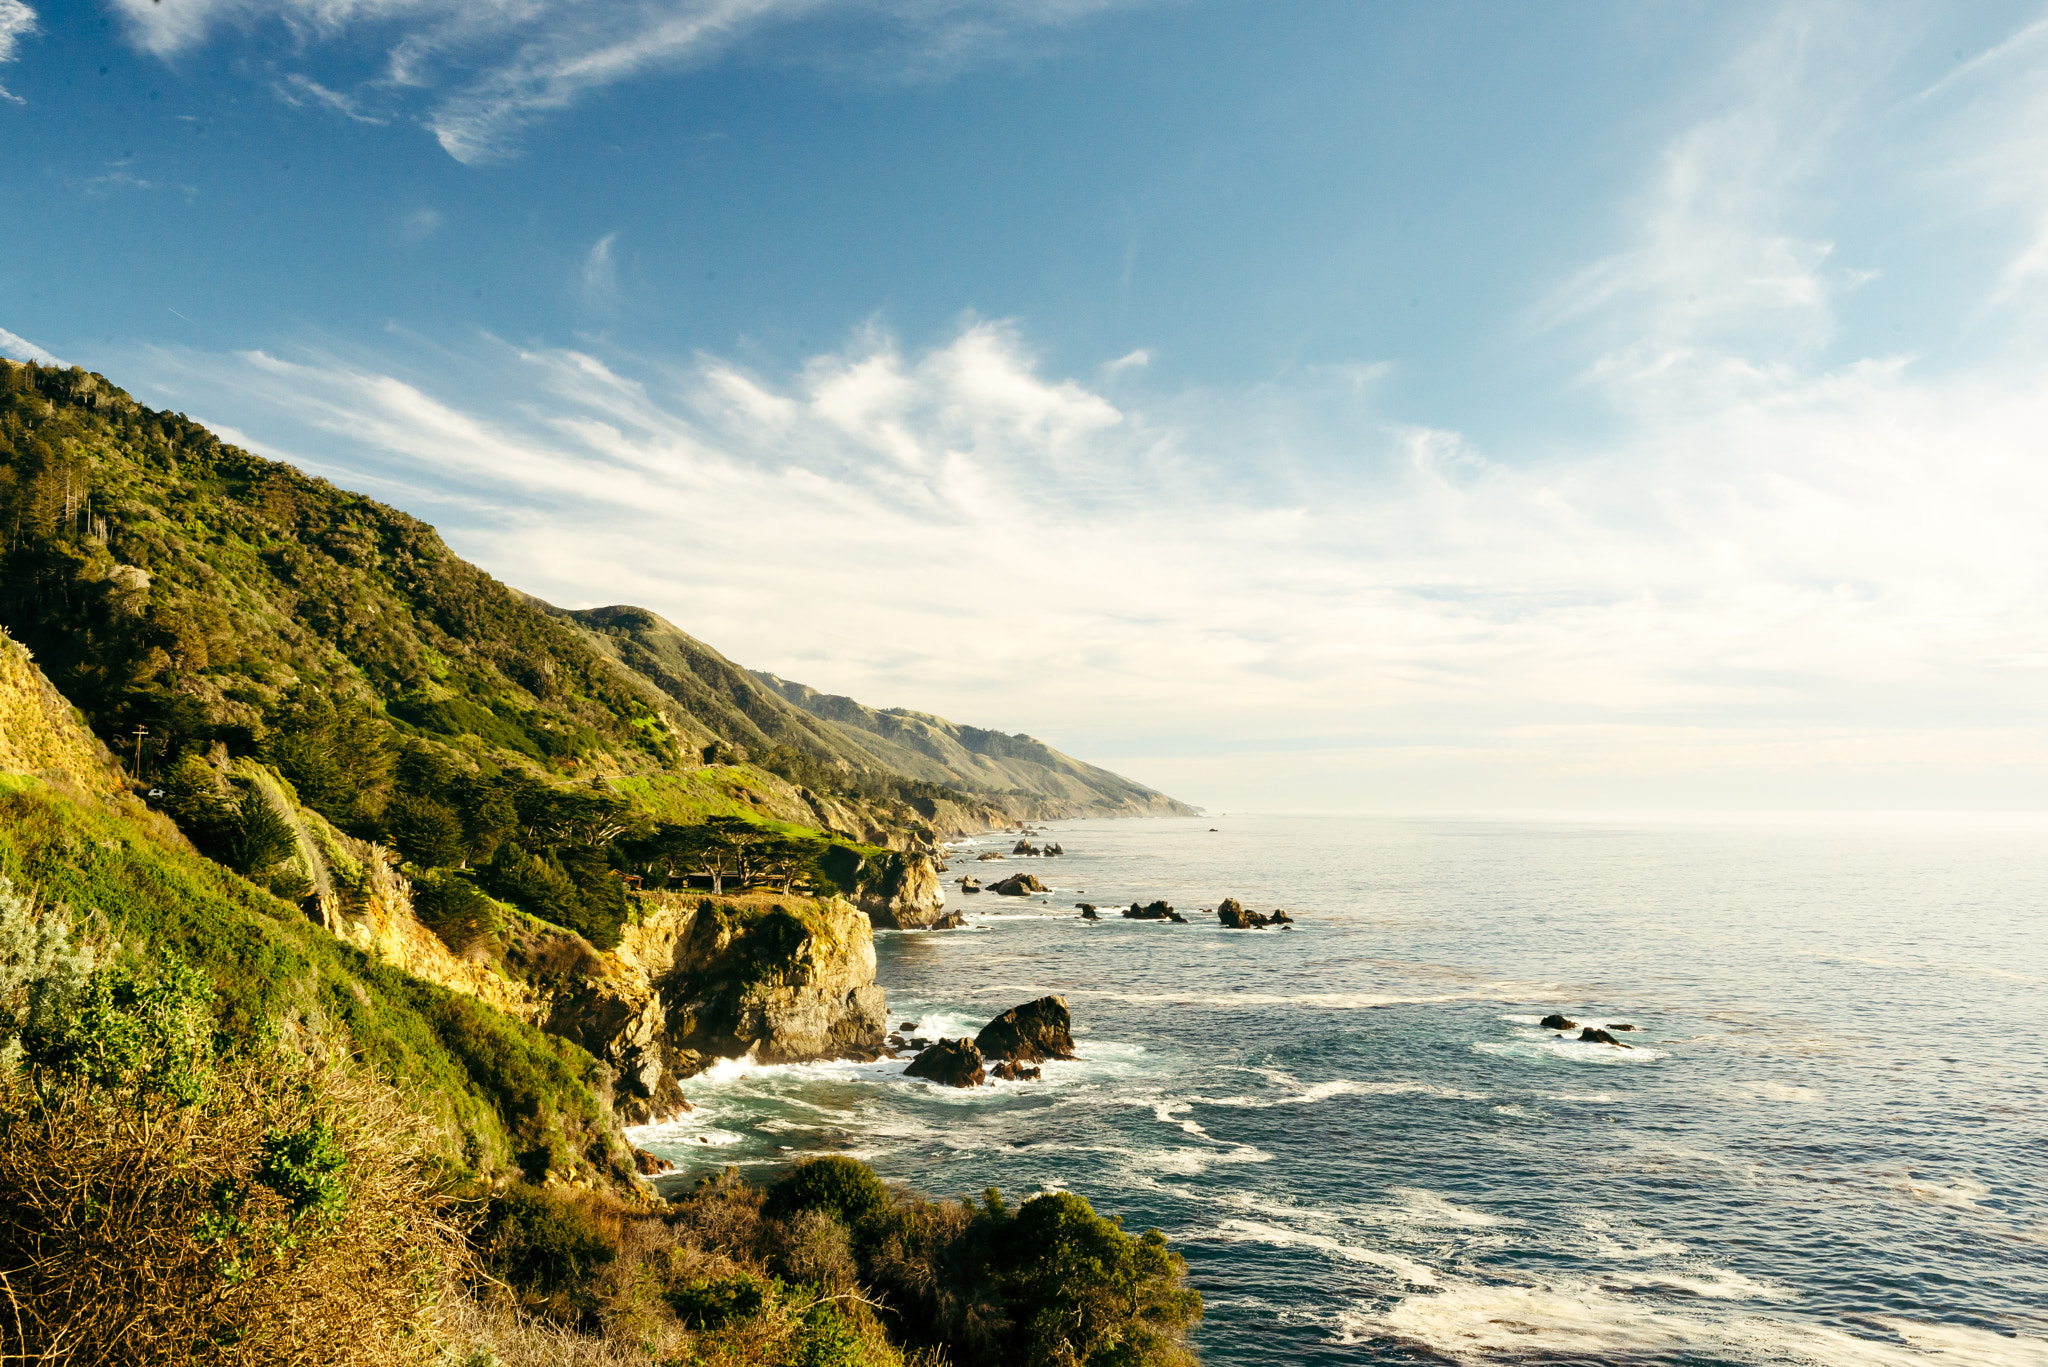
[770,1157,895,1247]
[0,926,467,1365]
[479,1182,619,1324]
[413,872,504,954]
[386,792,467,869]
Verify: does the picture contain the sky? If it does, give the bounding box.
[3,0,2046,812]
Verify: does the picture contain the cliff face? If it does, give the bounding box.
[547,893,887,1124]
[856,851,947,929]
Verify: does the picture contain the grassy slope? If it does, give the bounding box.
[0,775,625,1183]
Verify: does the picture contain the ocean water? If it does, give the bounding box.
[629,814,2048,1366]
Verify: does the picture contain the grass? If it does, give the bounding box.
[0,776,630,1185]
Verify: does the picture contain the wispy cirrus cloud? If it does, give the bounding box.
[106,0,1139,163]
[0,0,36,102]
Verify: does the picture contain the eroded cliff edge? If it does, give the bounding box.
[544,892,888,1124]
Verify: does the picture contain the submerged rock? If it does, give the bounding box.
[1540,1014,1577,1030]
[976,995,1078,1064]
[977,852,1006,861]
[904,1037,986,1088]
[1609,1023,1638,1031]
[990,1060,1042,1082]
[990,872,1047,896]
[1578,1027,1632,1048]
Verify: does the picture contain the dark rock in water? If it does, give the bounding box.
[977,852,1006,861]
[904,1037,985,1087]
[1609,1023,1637,1031]
[1216,898,1270,929]
[976,995,1078,1064]
[1044,843,1064,856]
[1209,828,1219,832]
[1540,1014,1577,1030]
[900,1022,917,1031]
[1013,840,1040,855]
[1578,1027,1632,1048]
[633,1147,674,1176]
[990,872,1047,896]
[1269,909,1294,924]
[930,910,967,929]
[1123,900,1176,920]
[990,1061,1042,1082]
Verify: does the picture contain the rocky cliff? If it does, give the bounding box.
[546,892,888,1124]
[853,850,947,929]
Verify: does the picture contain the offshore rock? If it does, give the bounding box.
[990,1061,1041,1082]
[975,995,1077,1064]
[990,872,1047,896]
[633,1148,675,1175]
[976,852,1006,861]
[1216,898,1271,929]
[1577,1027,1632,1048]
[547,894,888,1122]
[1540,1014,1577,1030]
[1077,903,1099,920]
[904,1037,985,1088]
[858,851,946,929]
[1124,900,1176,921]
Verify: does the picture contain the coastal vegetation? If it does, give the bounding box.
[0,356,1202,1362]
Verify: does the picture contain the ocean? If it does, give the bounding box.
[628,814,2048,1366]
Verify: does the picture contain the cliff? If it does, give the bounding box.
[546,892,888,1123]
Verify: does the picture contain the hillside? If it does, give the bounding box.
[0,359,1186,844]
[0,626,633,1186]
[555,602,1195,820]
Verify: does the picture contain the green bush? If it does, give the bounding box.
[479,1181,618,1323]
[665,1271,768,1330]
[771,1156,895,1245]
[386,791,467,869]
[413,871,504,954]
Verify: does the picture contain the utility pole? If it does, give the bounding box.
[130,725,149,782]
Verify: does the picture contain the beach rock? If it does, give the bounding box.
[1539,1014,1577,1030]
[1578,1027,1632,1048]
[990,1061,1042,1082]
[990,872,1047,896]
[1124,900,1176,920]
[633,1148,675,1176]
[904,1037,985,1088]
[859,852,948,929]
[976,995,1078,1064]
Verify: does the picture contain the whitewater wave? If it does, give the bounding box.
[1347,1279,2046,1367]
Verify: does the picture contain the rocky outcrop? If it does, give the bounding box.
[1077,903,1099,920]
[857,851,946,929]
[904,1037,985,1088]
[975,996,1077,1064]
[976,852,1006,861]
[1540,1014,1576,1030]
[990,1061,1040,1082]
[1125,900,1184,922]
[1013,840,1039,855]
[547,894,888,1123]
[1577,1027,1631,1048]
[990,873,1046,897]
[1216,898,1278,929]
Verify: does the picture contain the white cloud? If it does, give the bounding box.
[94,7,2048,810]
[0,0,35,102]
[106,0,1139,163]
[580,232,619,303]
[0,325,63,365]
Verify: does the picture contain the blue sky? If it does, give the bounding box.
[4,0,2047,810]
